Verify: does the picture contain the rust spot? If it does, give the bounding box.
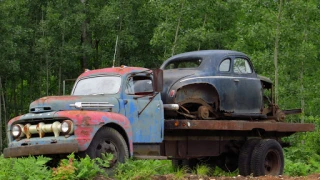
[82,116,91,126]
[80,130,89,136]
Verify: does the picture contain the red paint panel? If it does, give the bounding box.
[8,115,23,126]
[78,67,149,79]
[54,110,133,153]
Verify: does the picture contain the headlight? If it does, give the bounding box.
[61,120,74,135]
[12,124,25,138]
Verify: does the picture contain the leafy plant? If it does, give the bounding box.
[52,153,113,180]
[114,159,173,180]
[0,155,52,180]
[52,155,76,180]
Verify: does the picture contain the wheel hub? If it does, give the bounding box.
[96,140,119,166]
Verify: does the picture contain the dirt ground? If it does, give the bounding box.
[149,174,320,180]
[94,174,320,180]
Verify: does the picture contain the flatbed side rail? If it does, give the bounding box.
[164,120,315,132]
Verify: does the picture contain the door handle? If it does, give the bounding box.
[233,79,240,82]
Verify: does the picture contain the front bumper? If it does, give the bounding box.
[4,142,79,158]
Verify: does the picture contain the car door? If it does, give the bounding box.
[232,57,263,114]
[123,73,164,143]
[216,58,236,112]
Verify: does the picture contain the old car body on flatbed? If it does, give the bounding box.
[160,50,289,121]
[3,50,314,177]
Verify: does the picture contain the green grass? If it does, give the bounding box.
[195,164,211,177]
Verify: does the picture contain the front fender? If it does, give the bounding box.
[54,110,133,155]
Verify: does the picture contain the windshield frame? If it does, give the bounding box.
[71,74,122,95]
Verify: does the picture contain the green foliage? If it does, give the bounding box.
[0,155,51,180]
[284,147,320,176]
[114,159,173,180]
[194,164,211,177]
[212,167,238,177]
[172,166,187,180]
[52,153,113,180]
[283,116,320,176]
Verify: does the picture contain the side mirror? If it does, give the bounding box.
[152,69,163,92]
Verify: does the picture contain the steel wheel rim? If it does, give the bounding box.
[96,139,119,167]
[264,149,281,175]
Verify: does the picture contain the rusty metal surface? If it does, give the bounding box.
[283,109,302,115]
[3,143,78,158]
[78,66,149,79]
[152,69,163,92]
[164,120,315,132]
[162,140,227,157]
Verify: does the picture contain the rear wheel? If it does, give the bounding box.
[85,127,129,168]
[238,139,261,176]
[250,139,284,177]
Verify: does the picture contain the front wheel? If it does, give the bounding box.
[85,127,129,168]
[250,139,284,177]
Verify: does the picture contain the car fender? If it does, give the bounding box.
[169,78,221,108]
[54,110,133,155]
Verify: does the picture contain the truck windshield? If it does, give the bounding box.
[72,76,121,95]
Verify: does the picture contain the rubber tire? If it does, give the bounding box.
[238,139,261,176]
[85,127,129,168]
[250,139,284,177]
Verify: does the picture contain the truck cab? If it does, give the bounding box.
[4,66,164,167]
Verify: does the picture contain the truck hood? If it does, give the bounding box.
[29,95,120,113]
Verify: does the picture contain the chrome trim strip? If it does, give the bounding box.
[180,76,259,82]
[70,102,114,109]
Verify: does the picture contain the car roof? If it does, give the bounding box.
[160,50,247,69]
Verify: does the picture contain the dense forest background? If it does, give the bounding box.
[0,0,319,151]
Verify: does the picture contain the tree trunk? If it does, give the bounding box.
[0,77,2,151]
[80,0,88,70]
[171,0,184,56]
[198,14,207,51]
[46,53,49,96]
[300,0,309,123]
[274,0,283,105]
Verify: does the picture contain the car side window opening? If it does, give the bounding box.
[219,59,231,72]
[164,58,202,69]
[233,58,252,74]
[125,75,153,95]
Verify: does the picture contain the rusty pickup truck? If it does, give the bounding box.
[3,51,314,177]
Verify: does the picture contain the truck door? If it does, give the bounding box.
[232,57,263,114]
[123,74,164,143]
